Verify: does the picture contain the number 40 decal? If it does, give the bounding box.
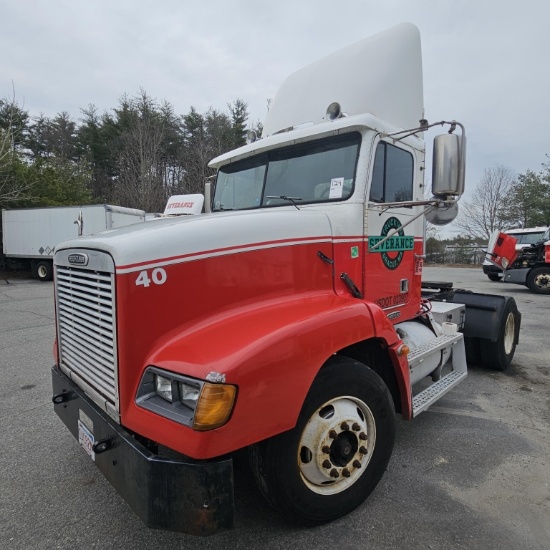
[135,268,167,288]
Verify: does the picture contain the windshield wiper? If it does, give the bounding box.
[266,195,302,210]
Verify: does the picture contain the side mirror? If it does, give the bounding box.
[432,133,466,197]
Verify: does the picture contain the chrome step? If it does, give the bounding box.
[408,333,463,368]
[412,370,467,415]
[410,332,467,416]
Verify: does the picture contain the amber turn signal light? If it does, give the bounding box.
[193,383,237,431]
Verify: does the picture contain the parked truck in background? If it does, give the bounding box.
[487,226,550,293]
[482,226,548,281]
[1,204,146,280]
[50,24,521,536]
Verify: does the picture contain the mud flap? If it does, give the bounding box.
[447,291,521,369]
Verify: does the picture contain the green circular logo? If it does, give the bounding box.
[381,217,405,270]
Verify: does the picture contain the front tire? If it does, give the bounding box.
[526,267,550,294]
[249,356,395,525]
[487,273,501,282]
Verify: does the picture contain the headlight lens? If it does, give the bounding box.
[155,374,173,402]
[180,382,201,410]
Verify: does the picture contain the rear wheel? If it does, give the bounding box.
[36,260,53,282]
[479,299,519,370]
[487,273,501,282]
[526,267,550,294]
[249,356,395,525]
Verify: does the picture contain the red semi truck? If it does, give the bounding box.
[51,24,521,535]
[487,227,550,293]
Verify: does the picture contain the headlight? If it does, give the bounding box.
[179,382,200,409]
[155,374,174,402]
[137,367,237,431]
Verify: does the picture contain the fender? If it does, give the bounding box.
[123,292,405,459]
[450,290,521,342]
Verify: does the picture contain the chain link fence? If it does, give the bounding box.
[426,245,486,265]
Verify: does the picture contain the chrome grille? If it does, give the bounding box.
[55,263,118,416]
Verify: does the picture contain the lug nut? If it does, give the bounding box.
[322,445,331,454]
[330,469,339,478]
[341,422,349,431]
[342,468,351,478]
[322,460,332,469]
[359,446,368,455]
[359,433,367,441]
[353,460,362,468]
[352,423,361,431]
[329,430,338,439]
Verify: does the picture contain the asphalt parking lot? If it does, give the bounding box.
[1,266,549,550]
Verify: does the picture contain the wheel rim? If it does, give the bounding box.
[533,272,550,290]
[503,312,515,355]
[298,396,376,495]
[38,265,47,278]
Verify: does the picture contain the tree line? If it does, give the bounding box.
[3,90,549,236]
[0,90,255,213]
[453,164,550,240]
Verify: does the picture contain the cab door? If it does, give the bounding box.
[363,139,424,322]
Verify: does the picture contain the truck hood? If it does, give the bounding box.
[55,209,334,270]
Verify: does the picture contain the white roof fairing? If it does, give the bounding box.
[262,23,423,137]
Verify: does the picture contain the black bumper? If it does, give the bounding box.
[51,367,234,536]
[482,263,501,275]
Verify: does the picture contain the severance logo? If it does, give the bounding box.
[368,217,414,270]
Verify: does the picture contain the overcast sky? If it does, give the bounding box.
[3,0,549,230]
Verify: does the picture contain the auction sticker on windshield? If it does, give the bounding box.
[329,177,344,199]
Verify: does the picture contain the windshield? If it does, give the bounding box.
[509,231,546,245]
[213,132,361,211]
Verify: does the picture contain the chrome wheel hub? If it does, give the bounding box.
[298,396,376,495]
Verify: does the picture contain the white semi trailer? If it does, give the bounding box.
[1,204,145,280]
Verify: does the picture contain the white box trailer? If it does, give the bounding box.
[1,204,146,280]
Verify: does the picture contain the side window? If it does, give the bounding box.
[369,142,413,203]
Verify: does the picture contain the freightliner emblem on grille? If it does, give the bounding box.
[68,253,89,266]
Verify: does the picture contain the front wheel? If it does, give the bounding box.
[487,273,501,282]
[526,266,550,294]
[249,356,395,525]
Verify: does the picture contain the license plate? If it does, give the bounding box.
[78,419,96,461]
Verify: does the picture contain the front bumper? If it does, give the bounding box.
[51,367,234,536]
[482,263,501,275]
